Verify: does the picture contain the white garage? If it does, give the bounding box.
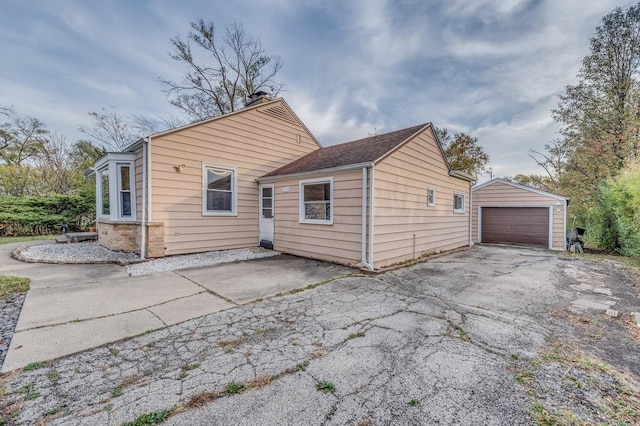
[472,179,569,250]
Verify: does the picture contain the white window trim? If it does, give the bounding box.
[454,191,465,214]
[299,177,334,225]
[202,163,238,217]
[95,153,136,221]
[427,187,436,207]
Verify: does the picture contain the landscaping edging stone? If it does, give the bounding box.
[0,292,26,369]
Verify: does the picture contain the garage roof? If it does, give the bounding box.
[472,178,569,202]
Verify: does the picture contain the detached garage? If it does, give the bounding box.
[472,179,569,250]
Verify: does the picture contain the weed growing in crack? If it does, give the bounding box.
[185,391,220,408]
[111,385,123,397]
[247,374,273,389]
[511,353,520,360]
[122,406,175,426]
[23,362,44,371]
[347,332,365,340]
[108,348,120,356]
[316,381,336,394]
[46,370,59,383]
[225,381,245,395]
[18,383,40,401]
[408,399,420,406]
[179,363,201,379]
[296,360,310,371]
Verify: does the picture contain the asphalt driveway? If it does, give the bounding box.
[1,245,639,425]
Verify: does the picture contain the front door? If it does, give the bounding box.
[258,184,274,246]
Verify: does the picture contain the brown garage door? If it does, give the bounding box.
[481,207,549,248]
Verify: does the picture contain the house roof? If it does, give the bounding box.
[472,178,569,202]
[261,123,430,178]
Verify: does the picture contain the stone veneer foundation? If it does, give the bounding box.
[97,220,165,258]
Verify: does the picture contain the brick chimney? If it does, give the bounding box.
[245,91,271,107]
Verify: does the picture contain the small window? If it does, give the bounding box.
[427,188,436,206]
[99,169,110,216]
[454,192,465,213]
[300,178,333,224]
[203,164,237,216]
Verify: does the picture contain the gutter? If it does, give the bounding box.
[361,167,374,271]
[449,170,476,182]
[257,162,375,183]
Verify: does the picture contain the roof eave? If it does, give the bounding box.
[449,170,477,183]
[472,178,569,200]
[257,162,374,183]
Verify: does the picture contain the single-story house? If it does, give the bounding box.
[471,178,569,250]
[94,95,476,270]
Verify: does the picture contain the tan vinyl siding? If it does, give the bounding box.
[149,100,319,256]
[472,181,566,250]
[372,131,470,268]
[273,171,363,266]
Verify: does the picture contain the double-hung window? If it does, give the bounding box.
[203,164,237,216]
[95,153,136,221]
[453,192,465,213]
[299,177,333,224]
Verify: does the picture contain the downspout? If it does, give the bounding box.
[361,167,373,270]
[468,181,474,247]
[368,167,375,267]
[140,137,149,260]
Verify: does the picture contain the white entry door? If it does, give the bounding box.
[258,184,274,245]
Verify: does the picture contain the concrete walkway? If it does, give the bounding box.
[0,241,352,372]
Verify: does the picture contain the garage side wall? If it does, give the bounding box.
[372,131,471,268]
[472,181,566,250]
[271,171,363,266]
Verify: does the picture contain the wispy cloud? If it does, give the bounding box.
[0,0,635,180]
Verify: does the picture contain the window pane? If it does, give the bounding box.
[101,171,110,215]
[262,187,272,197]
[207,190,232,211]
[121,192,131,216]
[262,198,272,209]
[305,202,330,220]
[208,169,231,191]
[454,195,463,210]
[262,208,273,218]
[120,165,130,190]
[304,183,330,201]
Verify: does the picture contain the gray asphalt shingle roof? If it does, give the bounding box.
[262,123,429,178]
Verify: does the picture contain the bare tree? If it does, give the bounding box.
[0,113,48,165]
[159,20,283,121]
[78,107,140,152]
[130,114,186,135]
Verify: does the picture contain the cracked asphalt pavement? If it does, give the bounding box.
[1,245,638,425]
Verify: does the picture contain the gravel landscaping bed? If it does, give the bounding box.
[16,241,279,275]
[127,247,279,276]
[18,242,140,264]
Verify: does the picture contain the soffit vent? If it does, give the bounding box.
[259,104,300,126]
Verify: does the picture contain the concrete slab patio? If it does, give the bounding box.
[0,241,353,372]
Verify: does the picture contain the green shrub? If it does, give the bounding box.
[0,189,95,236]
[587,162,640,258]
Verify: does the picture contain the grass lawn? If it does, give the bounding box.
[0,275,31,299]
[0,235,58,245]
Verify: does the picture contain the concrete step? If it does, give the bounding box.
[67,232,98,243]
[55,236,71,244]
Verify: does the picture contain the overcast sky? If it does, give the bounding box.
[1,0,634,182]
